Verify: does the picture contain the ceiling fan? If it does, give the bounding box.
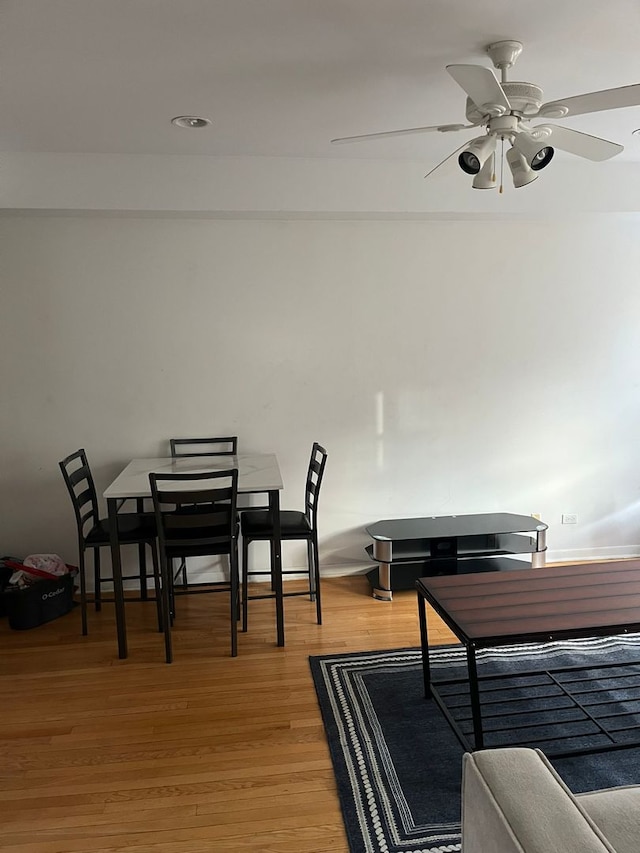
[331,40,640,190]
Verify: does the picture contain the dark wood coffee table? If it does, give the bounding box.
[416,560,640,754]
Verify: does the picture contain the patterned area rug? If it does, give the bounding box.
[310,636,640,853]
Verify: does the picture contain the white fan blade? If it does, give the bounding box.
[424,141,470,180]
[331,123,474,144]
[537,83,640,118]
[534,124,623,161]
[446,64,511,115]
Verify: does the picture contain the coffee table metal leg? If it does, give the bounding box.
[467,645,484,749]
[418,592,431,698]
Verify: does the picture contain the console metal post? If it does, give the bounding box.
[372,538,393,601]
[532,525,547,568]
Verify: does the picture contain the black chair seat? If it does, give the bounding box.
[85,514,157,546]
[241,510,311,538]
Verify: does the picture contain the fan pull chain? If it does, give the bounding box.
[499,138,504,194]
[491,153,496,183]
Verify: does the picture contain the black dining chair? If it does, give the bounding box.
[241,442,327,631]
[150,469,240,663]
[169,436,239,587]
[59,449,161,636]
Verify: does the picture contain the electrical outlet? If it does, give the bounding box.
[562,513,578,525]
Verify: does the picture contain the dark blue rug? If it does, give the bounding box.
[310,635,640,853]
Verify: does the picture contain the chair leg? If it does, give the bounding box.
[269,537,276,592]
[136,499,148,601]
[241,535,249,632]
[313,533,322,625]
[94,548,102,611]
[307,539,316,601]
[230,548,238,657]
[150,542,163,632]
[169,567,176,625]
[78,547,88,636]
[159,552,173,664]
[236,577,241,623]
[173,557,188,589]
[138,542,148,601]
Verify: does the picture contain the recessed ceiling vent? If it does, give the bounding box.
[171,116,211,129]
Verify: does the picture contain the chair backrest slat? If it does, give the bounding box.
[157,485,234,505]
[164,508,232,530]
[170,436,238,458]
[150,469,238,554]
[68,465,91,487]
[309,458,322,476]
[75,487,95,511]
[304,443,328,529]
[59,449,100,539]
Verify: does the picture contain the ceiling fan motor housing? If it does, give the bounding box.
[465,82,543,123]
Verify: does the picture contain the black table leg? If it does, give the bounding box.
[417,591,431,698]
[107,497,127,659]
[467,644,483,749]
[269,489,285,647]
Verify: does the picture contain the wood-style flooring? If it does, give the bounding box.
[0,575,456,852]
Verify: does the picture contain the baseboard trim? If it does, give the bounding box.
[546,546,640,563]
[98,550,640,592]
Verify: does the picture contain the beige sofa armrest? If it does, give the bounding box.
[461,748,616,853]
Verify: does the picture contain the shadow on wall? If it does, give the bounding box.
[318,526,375,572]
[3,468,73,561]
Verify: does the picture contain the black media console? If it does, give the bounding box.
[365,512,548,600]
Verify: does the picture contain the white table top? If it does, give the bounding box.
[103,453,283,499]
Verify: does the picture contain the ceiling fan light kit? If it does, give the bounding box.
[471,155,497,189]
[506,147,538,188]
[458,135,496,174]
[331,39,640,191]
[513,130,555,170]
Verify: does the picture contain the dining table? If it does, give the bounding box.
[103,452,284,658]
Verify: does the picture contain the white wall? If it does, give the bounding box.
[2,212,640,579]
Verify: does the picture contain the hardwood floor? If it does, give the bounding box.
[0,575,456,852]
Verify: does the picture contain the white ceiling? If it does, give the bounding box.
[3,0,640,167]
[3,0,640,214]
